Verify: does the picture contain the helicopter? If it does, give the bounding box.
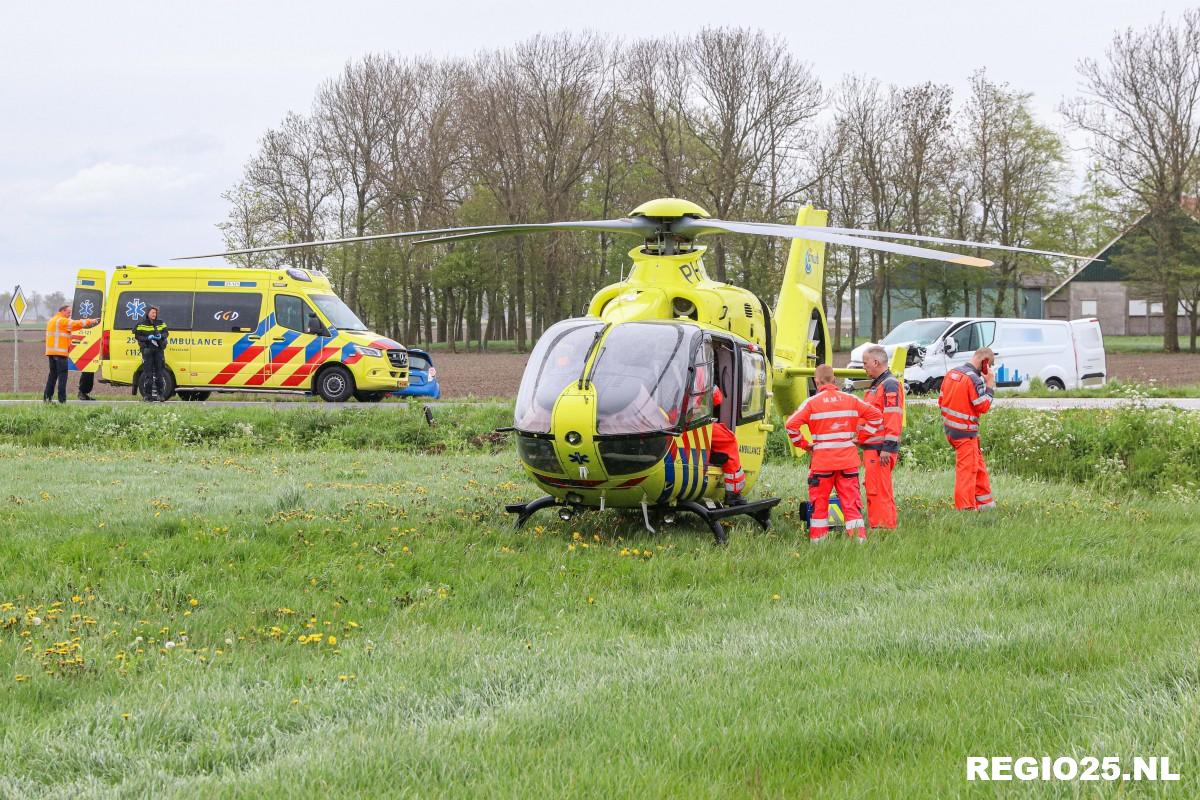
[183,197,1090,542]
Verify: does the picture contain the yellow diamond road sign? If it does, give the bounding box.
[10,285,28,326]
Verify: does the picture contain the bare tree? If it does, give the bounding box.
[1063,10,1200,351]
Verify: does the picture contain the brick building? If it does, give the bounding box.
[1044,199,1200,336]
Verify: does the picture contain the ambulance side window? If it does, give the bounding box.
[275,295,313,333]
[113,291,194,330]
[73,289,103,321]
[193,292,263,332]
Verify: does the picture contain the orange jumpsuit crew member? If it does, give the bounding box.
[861,344,905,529]
[708,385,746,505]
[938,347,997,510]
[44,304,98,404]
[786,364,883,543]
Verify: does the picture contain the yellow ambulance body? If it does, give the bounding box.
[74,265,408,401]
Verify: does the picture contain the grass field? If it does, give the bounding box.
[2,405,1198,798]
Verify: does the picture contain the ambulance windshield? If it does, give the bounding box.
[514,319,604,433]
[311,294,367,331]
[592,323,696,435]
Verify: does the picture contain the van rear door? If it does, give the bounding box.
[69,269,106,373]
[1070,318,1106,387]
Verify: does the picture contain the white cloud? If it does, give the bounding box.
[38,162,201,211]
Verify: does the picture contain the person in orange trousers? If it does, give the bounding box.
[786,364,883,543]
[938,348,997,510]
[708,386,747,505]
[860,345,905,528]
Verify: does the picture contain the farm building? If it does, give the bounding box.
[853,264,1052,339]
[1044,199,1200,336]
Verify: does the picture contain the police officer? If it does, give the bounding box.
[134,306,170,401]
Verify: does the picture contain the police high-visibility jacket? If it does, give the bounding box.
[45,312,91,357]
[134,319,170,351]
[785,384,883,472]
[862,370,905,453]
[938,364,993,439]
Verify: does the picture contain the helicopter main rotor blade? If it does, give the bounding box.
[174,218,657,260]
[813,226,1096,263]
[675,218,995,268]
[411,219,659,247]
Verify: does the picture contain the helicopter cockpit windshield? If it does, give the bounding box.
[592,323,699,435]
[514,319,604,433]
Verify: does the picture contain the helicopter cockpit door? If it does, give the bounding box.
[736,345,769,426]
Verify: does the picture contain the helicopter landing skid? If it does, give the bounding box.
[676,497,781,545]
[505,495,560,529]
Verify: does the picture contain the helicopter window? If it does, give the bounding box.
[739,348,768,423]
[514,319,604,433]
[592,323,697,435]
[684,339,715,429]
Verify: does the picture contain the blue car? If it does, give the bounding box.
[391,348,441,399]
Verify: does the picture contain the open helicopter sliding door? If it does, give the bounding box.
[734,343,770,482]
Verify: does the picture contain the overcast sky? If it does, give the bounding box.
[1,0,1194,296]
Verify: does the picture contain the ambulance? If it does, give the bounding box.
[69,265,408,401]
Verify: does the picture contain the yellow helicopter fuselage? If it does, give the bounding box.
[511,204,839,512]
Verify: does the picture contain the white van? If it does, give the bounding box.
[847,317,1106,394]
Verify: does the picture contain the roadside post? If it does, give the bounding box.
[9,285,27,393]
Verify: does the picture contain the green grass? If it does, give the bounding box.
[995,379,1200,398]
[1105,335,1167,353]
[1,406,1198,797]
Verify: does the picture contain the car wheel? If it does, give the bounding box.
[354,391,385,403]
[1045,378,1065,391]
[316,365,355,402]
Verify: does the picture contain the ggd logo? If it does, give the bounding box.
[213,310,240,321]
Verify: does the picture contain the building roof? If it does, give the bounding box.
[1044,195,1200,300]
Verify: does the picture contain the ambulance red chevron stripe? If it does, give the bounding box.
[281,344,341,387]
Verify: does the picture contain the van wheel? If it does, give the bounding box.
[316,365,355,402]
[354,391,385,403]
[1045,378,1065,391]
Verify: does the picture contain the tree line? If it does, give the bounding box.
[219,15,1200,352]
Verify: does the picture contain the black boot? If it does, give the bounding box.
[724,491,747,507]
[78,392,96,401]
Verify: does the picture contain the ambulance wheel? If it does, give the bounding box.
[354,391,386,403]
[316,365,355,402]
[1045,378,1065,391]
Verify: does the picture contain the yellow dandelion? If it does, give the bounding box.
[188,598,199,607]
[327,635,337,646]
[121,712,131,720]
[772,594,781,602]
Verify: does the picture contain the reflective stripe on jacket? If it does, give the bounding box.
[45,312,89,357]
[785,383,883,471]
[937,364,992,439]
[862,370,905,453]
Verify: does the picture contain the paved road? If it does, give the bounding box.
[5,397,1200,411]
[909,397,1200,411]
